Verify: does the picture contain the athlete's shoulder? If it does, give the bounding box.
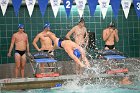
[36,32,43,37]
[74,25,79,28]
[103,28,109,31]
[24,33,28,36]
[13,32,18,37]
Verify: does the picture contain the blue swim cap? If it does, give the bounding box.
[18,24,24,29]
[73,49,81,58]
[44,22,50,29]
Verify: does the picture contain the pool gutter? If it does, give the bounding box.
[0,72,137,91]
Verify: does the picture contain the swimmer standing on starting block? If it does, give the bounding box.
[32,22,54,73]
[44,22,90,68]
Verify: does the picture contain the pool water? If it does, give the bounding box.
[2,58,140,93]
[2,81,140,93]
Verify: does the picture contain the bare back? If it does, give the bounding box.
[13,32,28,50]
[62,40,80,50]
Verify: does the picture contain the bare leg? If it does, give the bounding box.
[15,54,21,78]
[21,54,26,78]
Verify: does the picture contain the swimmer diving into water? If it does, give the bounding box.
[43,22,90,68]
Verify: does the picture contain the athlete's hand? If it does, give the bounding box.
[7,52,11,57]
[27,52,31,56]
[48,50,54,54]
[37,49,41,51]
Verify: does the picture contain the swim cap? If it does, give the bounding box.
[79,17,85,23]
[109,22,115,27]
[18,24,24,29]
[73,49,81,58]
[44,22,50,29]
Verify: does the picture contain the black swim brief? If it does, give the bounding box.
[43,50,53,54]
[15,50,26,56]
[105,45,115,49]
[43,50,49,52]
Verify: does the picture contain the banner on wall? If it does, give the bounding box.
[12,0,22,16]
[25,0,36,17]
[0,0,9,16]
[121,0,132,19]
[133,0,140,18]
[38,0,48,17]
[110,0,121,19]
[63,0,73,17]
[98,0,110,19]
[50,0,61,18]
[87,0,98,16]
[75,0,87,18]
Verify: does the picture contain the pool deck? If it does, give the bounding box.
[0,72,138,91]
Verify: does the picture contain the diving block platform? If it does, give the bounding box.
[97,49,126,60]
[27,52,60,77]
[96,49,128,74]
[34,58,57,63]
[104,55,126,60]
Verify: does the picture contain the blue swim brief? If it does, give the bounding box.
[73,49,81,58]
[58,38,63,48]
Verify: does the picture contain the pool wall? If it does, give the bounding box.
[0,61,76,79]
[0,4,140,65]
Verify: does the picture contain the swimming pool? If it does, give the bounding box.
[1,58,140,93]
[2,80,140,93]
[2,85,140,93]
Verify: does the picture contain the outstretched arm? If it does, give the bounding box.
[65,48,85,67]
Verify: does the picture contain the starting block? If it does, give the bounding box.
[104,55,126,60]
[97,49,129,75]
[27,52,60,77]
